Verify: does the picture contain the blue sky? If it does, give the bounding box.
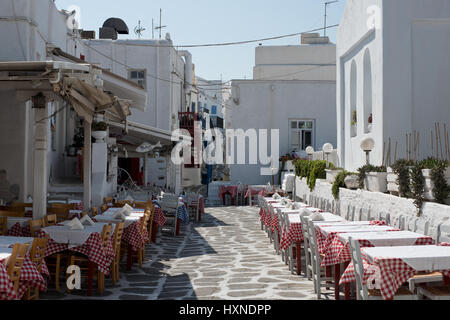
[55,0,347,81]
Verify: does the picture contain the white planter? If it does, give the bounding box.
[326,169,344,184]
[344,175,359,190]
[92,131,108,143]
[422,168,450,202]
[365,172,388,193]
[387,167,399,194]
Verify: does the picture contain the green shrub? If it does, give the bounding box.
[332,171,353,200]
[410,164,425,216]
[293,159,327,191]
[392,159,414,198]
[431,162,450,204]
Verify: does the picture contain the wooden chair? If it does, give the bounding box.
[0,210,25,218]
[70,224,113,295]
[0,217,7,236]
[9,202,31,213]
[51,203,77,210]
[348,236,417,300]
[25,236,49,300]
[101,204,108,213]
[7,243,30,295]
[135,201,153,210]
[111,222,125,285]
[44,214,58,227]
[91,207,98,217]
[29,219,44,237]
[103,197,113,205]
[417,285,450,300]
[308,220,335,299]
[116,200,133,207]
[47,207,70,223]
[138,210,152,267]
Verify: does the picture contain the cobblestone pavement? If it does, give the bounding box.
[41,206,322,300]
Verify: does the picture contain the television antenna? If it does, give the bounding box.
[324,1,339,36]
[154,9,167,39]
[134,20,146,39]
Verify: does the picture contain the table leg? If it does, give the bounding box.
[334,264,341,300]
[152,222,158,243]
[344,262,351,300]
[326,266,332,290]
[87,261,94,296]
[176,218,181,236]
[296,241,302,276]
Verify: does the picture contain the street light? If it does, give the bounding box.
[306,146,315,161]
[360,137,375,165]
[323,143,334,167]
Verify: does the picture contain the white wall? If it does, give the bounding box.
[229,80,337,185]
[337,0,450,171]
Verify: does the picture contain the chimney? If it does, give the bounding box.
[80,30,96,40]
[301,33,330,45]
[99,18,129,40]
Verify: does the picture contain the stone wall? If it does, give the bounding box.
[294,177,450,239]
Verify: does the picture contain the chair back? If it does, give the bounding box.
[51,203,77,210]
[360,208,371,221]
[113,222,125,256]
[29,219,44,236]
[101,224,113,254]
[348,237,369,300]
[354,207,363,221]
[47,207,70,223]
[438,222,450,243]
[159,197,179,214]
[103,197,113,205]
[101,204,108,213]
[379,212,391,225]
[0,217,7,235]
[414,218,430,236]
[346,205,355,221]
[116,200,133,206]
[92,207,99,217]
[7,243,30,294]
[30,236,49,273]
[0,210,25,218]
[44,214,58,227]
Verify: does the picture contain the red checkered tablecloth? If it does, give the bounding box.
[38,230,114,275]
[321,233,433,268]
[0,255,47,300]
[219,186,238,200]
[122,218,149,252]
[279,222,325,251]
[153,207,167,227]
[245,188,267,199]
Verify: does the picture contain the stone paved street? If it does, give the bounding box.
[41,206,319,300]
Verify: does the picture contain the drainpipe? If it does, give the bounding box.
[178,50,193,111]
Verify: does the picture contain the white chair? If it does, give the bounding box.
[392,215,403,229]
[414,218,430,236]
[159,195,180,237]
[437,222,450,243]
[300,216,313,280]
[308,220,334,299]
[346,205,356,221]
[353,207,362,221]
[348,237,418,300]
[186,193,201,222]
[360,208,371,221]
[379,212,391,226]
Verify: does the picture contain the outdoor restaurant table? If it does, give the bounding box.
[5,218,31,237]
[343,245,450,300]
[245,186,268,205]
[0,238,47,300]
[218,186,238,205]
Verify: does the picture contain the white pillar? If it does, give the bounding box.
[83,121,92,210]
[32,101,48,219]
[143,153,148,186]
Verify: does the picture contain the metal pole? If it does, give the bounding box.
[159,9,162,39]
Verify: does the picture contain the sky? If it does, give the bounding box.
[55,0,347,82]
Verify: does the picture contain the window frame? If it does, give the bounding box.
[288,119,316,152]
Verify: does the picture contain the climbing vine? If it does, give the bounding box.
[410,164,425,217]
[392,159,414,198]
[332,171,354,200]
[430,162,450,204]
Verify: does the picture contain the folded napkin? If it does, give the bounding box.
[272,193,281,200]
[69,218,85,230]
[280,198,289,206]
[122,204,134,216]
[299,208,313,218]
[80,214,95,226]
[112,210,126,221]
[310,212,325,221]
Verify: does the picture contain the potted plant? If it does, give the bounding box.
[358,165,388,193]
[92,121,108,143]
[326,164,345,184]
[388,159,414,196]
[420,158,450,204]
[351,110,357,136]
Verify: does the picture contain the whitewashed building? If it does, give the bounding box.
[337,0,450,171]
[227,34,337,185]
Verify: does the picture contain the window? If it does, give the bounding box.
[211,105,217,115]
[129,70,146,89]
[289,120,315,152]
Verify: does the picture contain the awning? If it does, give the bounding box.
[0,60,138,123]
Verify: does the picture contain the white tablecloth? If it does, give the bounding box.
[338,231,427,247]
[0,237,34,248]
[363,245,450,271]
[319,225,396,237]
[0,248,12,262]
[42,223,115,248]
[95,212,144,228]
